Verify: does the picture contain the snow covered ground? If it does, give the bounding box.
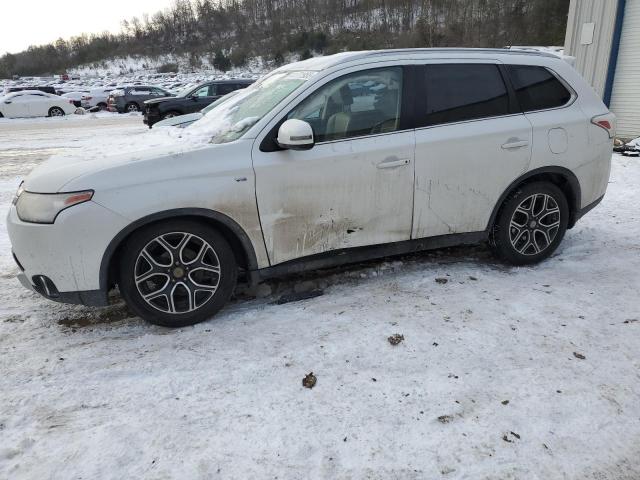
[0,116,639,479]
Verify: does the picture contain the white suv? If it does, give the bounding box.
[7,49,615,327]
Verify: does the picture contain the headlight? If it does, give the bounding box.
[12,181,24,205]
[16,190,94,224]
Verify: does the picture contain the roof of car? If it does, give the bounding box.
[211,79,254,83]
[7,89,50,96]
[281,48,560,72]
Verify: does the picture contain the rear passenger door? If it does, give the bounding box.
[412,62,532,239]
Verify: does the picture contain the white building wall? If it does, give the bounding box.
[609,0,640,137]
[564,0,619,97]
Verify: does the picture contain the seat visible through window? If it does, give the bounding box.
[288,67,403,142]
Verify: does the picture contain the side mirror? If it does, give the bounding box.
[277,119,315,150]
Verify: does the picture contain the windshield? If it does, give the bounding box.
[187,71,313,144]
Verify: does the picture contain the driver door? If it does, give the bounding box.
[187,84,214,113]
[252,66,415,265]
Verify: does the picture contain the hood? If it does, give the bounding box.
[144,95,176,105]
[23,128,210,192]
[154,112,203,128]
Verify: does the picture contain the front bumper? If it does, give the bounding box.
[143,109,161,127]
[7,200,130,306]
[15,271,107,306]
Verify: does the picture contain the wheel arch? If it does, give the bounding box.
[487,166,582,231]
[100,208,259,292]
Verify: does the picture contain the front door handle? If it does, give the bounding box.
[377,157,411,169]
[501,139,529,150]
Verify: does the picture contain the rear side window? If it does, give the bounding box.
[423,64,510,126]
[217,84,239,95]
[507,65,572,111]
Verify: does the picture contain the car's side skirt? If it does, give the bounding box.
[249,231,488,285]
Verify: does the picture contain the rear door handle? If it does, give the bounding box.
[501,140,529,149]
[377,157,411,169]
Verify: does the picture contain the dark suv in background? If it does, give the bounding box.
[143,79,254,127]
[107,86,173,113]
[8,86,57,95]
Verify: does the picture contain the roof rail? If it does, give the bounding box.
[319,47,559,68]
[364,47,556,59]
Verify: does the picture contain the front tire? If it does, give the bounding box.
[490,182,569,265]
[118,220,237,327]
[125,102,140,113]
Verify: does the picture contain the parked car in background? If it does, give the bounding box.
[61,91,89,108]
[143,80,253,127]
[0,90,76,118]
[107,86,173,113]
[7,86,57,95]
[620,136,640,156]
[152,90,241,128]
[81,88,116,110]
[8,49,614,327]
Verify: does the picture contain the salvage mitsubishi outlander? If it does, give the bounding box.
[7,49,615,327]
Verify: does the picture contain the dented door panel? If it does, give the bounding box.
[413,114,532,238]
[253,131,415,265]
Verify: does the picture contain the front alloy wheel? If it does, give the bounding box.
[491,182,569,265]
[119,220,237,327]
[135,232,222,314]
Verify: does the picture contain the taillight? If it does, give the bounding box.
[591,114,615,139]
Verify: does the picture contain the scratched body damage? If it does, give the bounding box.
[253,131,415,265]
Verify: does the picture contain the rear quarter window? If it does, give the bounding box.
[507,65,572,112]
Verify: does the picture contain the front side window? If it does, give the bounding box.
[288,67,403,142]
[192,85,210,97]
[189,70,312,144]
[507,65,572,112]
[423,64,510,126]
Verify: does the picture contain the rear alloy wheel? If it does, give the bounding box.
[125,102,140,112]
[118,220,237,327]
[491,182,569,265]
[48,107,65,117]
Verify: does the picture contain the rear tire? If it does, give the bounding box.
[48,107,65,117]
[125,102,140,112]
[490,182,569,265]
[118,220,237,327]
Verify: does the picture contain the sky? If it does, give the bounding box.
[0,0,175,55]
